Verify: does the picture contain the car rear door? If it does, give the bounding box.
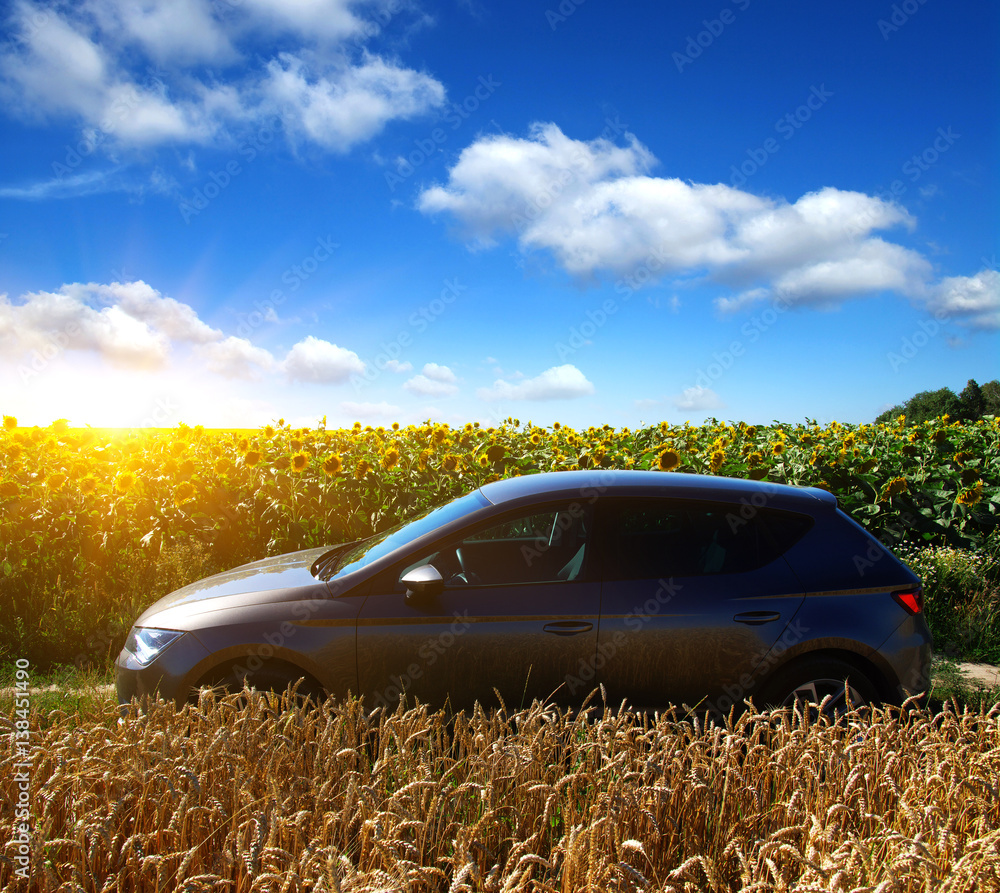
[594,498,808,713]
[356,501,600,711]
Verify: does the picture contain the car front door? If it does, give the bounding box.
[594,498,808,713]
[356,502,600,711]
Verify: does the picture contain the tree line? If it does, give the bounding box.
[876,378,1000,425]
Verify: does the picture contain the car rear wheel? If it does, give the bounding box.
[760,657,879,717]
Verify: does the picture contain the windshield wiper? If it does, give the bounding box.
[310,540,368,580]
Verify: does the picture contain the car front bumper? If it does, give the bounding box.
[115,630,213,706]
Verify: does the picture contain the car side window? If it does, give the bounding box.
[400,504,592,588]
[605,499,812,580]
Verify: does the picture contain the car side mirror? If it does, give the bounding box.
[401,564,444,603]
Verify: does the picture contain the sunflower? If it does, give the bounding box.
[771,442,785,456]
[747,451,763,467]
[657,448,681,471]
[291,452,310,473]
[433,427,448,445]
[174,481,197,506]
[2,415,16,429]
[171,440,188,456]
[322,454,343,476]
[418,448,433,471]
[880,477,908,500]
[382,448,400,470]
[354,459,371,480]
[215,457,231,475]
[710,450,725,472]
[442,454,460,473]
[243,450,262,467]
[79,476,97,495]
[6,444,21,461]
[478,454,490,467]
[0,480,19,498]
[530,433,542,445]
[264,425,276,438]
[954,451,974,467]
[115,472,136,494]
[957,481,984,506]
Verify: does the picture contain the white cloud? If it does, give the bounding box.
[88,0,237,65]
[281,335,365,382]
[0,168,161,200]
[0,1,445,152]
[926,269,1000,331]
[672,385,723,412]
[421,362,456,382]
[196,336,275,379]
[476,364,594,401]
[263,52,445,152]
[384,359,413,373]
[0,279,220,368]
[419,122,986,321]
[402,362,459,396]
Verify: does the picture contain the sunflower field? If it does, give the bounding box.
[1,413,998,669]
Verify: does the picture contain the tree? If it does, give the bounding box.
[980,379,1000,417]
[957,379,986,421]
[875,378,1000,424]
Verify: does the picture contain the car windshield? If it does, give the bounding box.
[323,489,490,580]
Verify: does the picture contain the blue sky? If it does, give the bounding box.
[0,0,996,430]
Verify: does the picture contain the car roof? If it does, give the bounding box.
[478,469,838,513]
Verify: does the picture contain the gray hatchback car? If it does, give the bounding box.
[116,470,932,714]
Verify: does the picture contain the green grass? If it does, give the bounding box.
[0,662,115,728]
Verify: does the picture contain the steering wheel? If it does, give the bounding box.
[453,547,481,585]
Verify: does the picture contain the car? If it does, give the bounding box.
[116,469,932,715]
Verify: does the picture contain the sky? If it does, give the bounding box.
[0,0,997,431]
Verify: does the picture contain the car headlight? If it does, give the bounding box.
[125,627,185,667]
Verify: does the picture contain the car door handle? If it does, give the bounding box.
[543,621,594,636]
[734,611,782,625]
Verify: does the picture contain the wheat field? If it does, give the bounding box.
[3,691,1000,891]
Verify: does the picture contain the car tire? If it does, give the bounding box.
[759,656,879,716]
[198,662,325,709]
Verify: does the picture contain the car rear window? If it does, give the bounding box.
[604,499,813,579]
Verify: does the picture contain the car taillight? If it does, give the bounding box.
[892,587,924,615]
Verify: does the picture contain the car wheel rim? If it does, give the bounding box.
[782,677,866,716]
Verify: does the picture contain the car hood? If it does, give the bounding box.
[134,545,345,625]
